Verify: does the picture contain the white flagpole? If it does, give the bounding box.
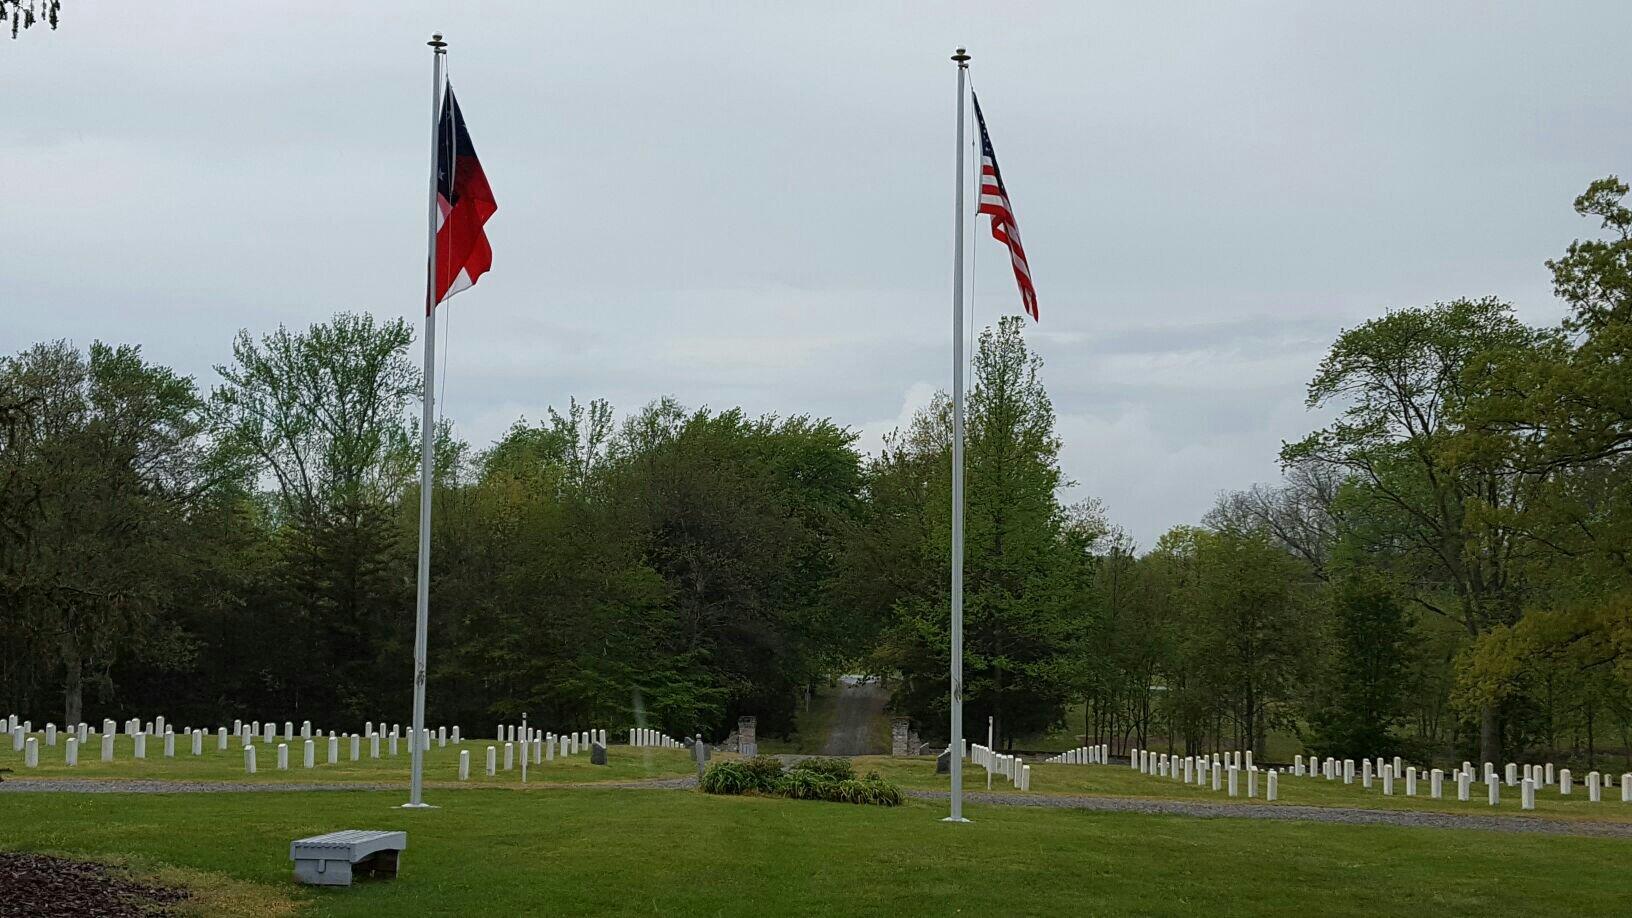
[945,46,971,824]
[405,31,447,810]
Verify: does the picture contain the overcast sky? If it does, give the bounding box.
[5,2,1629,546]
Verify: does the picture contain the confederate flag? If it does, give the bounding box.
[431,82,496,310]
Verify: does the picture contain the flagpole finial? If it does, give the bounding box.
[428,32,447,52]
[952,47,970,67]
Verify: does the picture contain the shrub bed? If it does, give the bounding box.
[700,756,903,806]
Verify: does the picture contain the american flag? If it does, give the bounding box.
[972,92,1038,321]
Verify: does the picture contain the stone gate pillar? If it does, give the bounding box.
[891,717,911,756]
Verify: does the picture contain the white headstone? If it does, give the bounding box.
[133,733,147,759]
[1431,768,1444,799]
[45,723,56,746]
[370,734,380,759]
[1267,768,1278,801]
[276,742,289,770]
[303,739,315,768]
[350,734,361,761]
[163,731,175,758]
[1588,771,1602,803]
[486,745,497,776]
[1561,768,1573,795]
[24,737,37,768]
[65,736,78,767]
[459,749,470,780]
[217,728,228,751]
[101,733,114,762]
[1522,777,1536,810]
[504,741,514,771]
[328,734,339,765]
[245,745,257,774]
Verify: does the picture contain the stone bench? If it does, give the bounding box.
[290,830,407,886]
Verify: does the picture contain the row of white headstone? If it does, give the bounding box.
[1126,747,1282,800]
[456,728,608,780]
[971,743,1032,790]
[1290,753,1632,808]
[1044,744,1110,765]
[3,713,461,770]
[629,727,680,748]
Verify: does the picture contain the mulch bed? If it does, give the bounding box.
[0,852,189,917]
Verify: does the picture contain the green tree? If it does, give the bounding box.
[0,340,210,724]
[1306,571,1413,759]
[210,313,420,724]
[1283,298,1548,764]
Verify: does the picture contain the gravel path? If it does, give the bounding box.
[906,789,1632,838]
[0,780,396,794]
[0,776,697,794]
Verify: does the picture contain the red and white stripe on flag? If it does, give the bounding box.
[431,82,497,310]
[971,91,1037,321]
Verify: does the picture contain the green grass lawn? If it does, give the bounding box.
[2,787,1629,916]
[0,734,695,787]
[857,755,1632,824]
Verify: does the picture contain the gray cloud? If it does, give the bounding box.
[3,1,1626,546]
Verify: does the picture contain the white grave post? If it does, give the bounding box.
[303,739,315,768]
[1293,754,1303,777]
[504,742,514,771]
[1211,764,1221,791]
[370,733,380,759]
[24,737,37,768]
[1457,771,1471,801]
[65,736,78,767]
[1505,762,1517,786]
[452,726,461,744]
[1623,773,1632,803]
[1545,763,1554,786]
[389,733,398,757]
[328,734,339,765]
[45,723,56,746]
[163,730,175,758]
[459,749,470,780]
[546,734,555,761]
[133,732,147,759]
[1561,768,1573,795]
[101,733,114,762]
[486,745,497,776]
[1588,771,1602,803]
[217,728,228,751]
[245,745,257,774]
[1488,778,1500,806]
[1382,764,1394,795]
[1343,759,1354,785]
[10,726,22,752]
[192,730,203,756]
[439,726,447,747]
[1267,769,1278,801]
[1431,768,1444,799]
[1405,766,1417,796]
[1362,758,1373,789]
[1522,777,1535,810]
[276,742,288,770]
[350,734,361,761]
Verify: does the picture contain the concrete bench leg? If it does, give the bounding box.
[355,849,401,878]
[294,858,353,887]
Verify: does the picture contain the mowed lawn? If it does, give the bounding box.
[1,787,1629,917]
[0,735,696,786]
[860,756,1632,824]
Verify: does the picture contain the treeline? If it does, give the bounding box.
[3,178,1631,770]
[0,316,865,739]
